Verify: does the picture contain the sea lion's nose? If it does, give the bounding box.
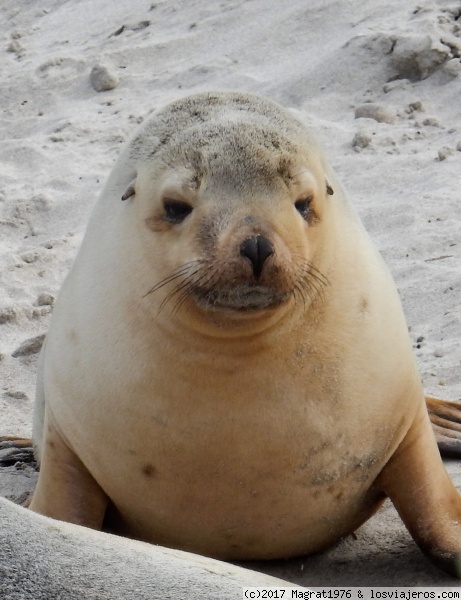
[240,235,274,279]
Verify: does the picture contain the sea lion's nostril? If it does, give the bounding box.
[239,235,274,279]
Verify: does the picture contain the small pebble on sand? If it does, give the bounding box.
[90,64,119,92]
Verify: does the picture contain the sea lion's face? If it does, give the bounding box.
[132,126,332,319]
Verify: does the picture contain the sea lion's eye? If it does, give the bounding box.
[294,197,312,219]
[163,199,193,224]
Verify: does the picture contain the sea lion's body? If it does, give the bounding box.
[28,92,461,574]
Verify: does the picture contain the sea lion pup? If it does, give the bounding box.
[11,92,461,576]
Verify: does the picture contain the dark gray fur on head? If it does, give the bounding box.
[129,91,319,165]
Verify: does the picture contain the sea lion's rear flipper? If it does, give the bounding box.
[376,409,461,578]
[426,396,461,458]
[0,436,36,468]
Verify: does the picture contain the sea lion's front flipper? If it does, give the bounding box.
[29,413,109,530]
[376,409,461,578]
[426,396,461,458]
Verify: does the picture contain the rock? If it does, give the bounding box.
[0,307,17,325]
[90,64,119,92]
[7,40,23,55]
[352,131,372,151]
[390,34,451,80]
[110,21,150,36]
[31,194,52,211]
[383,79,411,93]
[12,334,45,358]
[423,117,441,127]
[131,20,150,31]
[36,293,54,306]
[408,100,425,113]
[438,146,454,161]
[355,103,397,124]
[441,58,461,78]
[5,390,28,400]
[21,251,40,264]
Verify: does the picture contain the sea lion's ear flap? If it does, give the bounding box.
[121,180,136,201]
[326,181,334,196]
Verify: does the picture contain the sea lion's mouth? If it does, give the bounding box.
[144,260,329,314]
[191,284,290,312]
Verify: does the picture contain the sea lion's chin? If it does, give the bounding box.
[191,284,291,314]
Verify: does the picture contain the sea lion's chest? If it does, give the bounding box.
[58,330,404,558]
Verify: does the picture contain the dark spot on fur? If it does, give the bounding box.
[277,156,296,184]
[67,329,78,343]
[141,463,157,477]
[243,215,260,226]
[191,172,201,190]
[196,212,223,253]
[310,452,380,486]
[198,225,216,253]
[335,491,344,502]
[47,440,55,449]
[306,441,331,459]
[149,414,169,427]
[359,297,369,313]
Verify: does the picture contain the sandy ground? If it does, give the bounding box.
[1,0,460,590]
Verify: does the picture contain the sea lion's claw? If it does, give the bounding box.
[0,436,36,468]
[426,396,461,458]
[0,435,33,449]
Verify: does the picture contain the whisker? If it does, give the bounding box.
[293,282,307,312]
[307,263,330,287]
[301,279,315,306]
[144,250,330,315]
[144,271,187,298]
[173,266,224,314]
[308,275,326,305]
[143,261,201,297]
[172,287,195,315]
[165,265,219,315]
[289,249,330,288]
[296,261,329,306]
[159,269,202,312]
[170,269,213,315]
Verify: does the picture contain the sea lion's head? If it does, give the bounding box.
[123,92,336,322]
